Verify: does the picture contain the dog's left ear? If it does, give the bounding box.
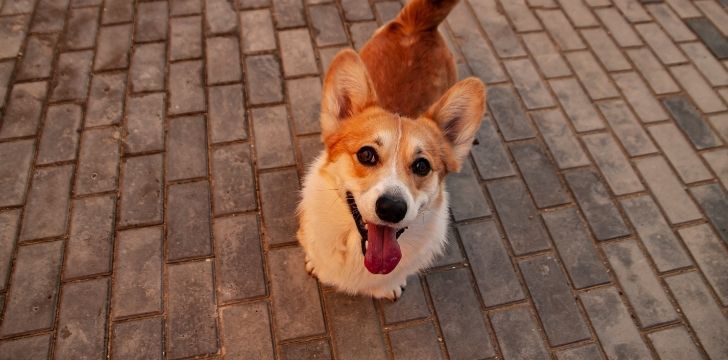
[425,77,486,172]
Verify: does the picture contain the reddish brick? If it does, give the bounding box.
[205,36,242,84]
[102,0,133,24]
[54,279,109,359]
[85,72,127,127]
[64,195,115,279]
[65,7,99,50]
[0,210,20,291]
[94,25,132,71]
[119,154,164,227]
[17,34,58,80]
[111,317,163,360]
[51,51,93,102]
[166,115,208,181]
[0,81,47,139]
[20,165,74,241]
[135,1,168,42]
[0,139,34,207]
[169,60,205,115]
[124,93,165,153]
[130,43,166,93]
[170,16,202,61]
[220,302,274,359]
[0,334,51,360]
[75,127,121,195]
[112,227,163,318]
[36,104,82,165]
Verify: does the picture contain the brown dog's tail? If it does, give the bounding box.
[396,0,460,33]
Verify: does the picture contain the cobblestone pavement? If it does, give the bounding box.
[0,0,728,358]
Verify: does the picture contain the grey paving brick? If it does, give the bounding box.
[30,0,68,32]
[470,116,515,179]
[636,23,687,65]
[490,305,550,360]
[559,0,600,26]
[17,33,58,80]
[537,9,585,50]
[711,113,728,142]
[268,246,325,339]
[65,7,99,50]
[169,60,205,115]
[446,2,506,83]
[519,255,590,346]
[119,154,164,227]
[595,8,642,47]
[95,25,132,71]
[666,272,728,360]
[690,183,728,244]
[613,0,651,22]
[612,72,669,123]
[245,55,283,105]
[555,344,604,360]
[326,293,387,360]
[487,178,551,255]
[124,93,164,154]
[649,123,712,183]
[170,16,202,61]
[171,0,201,15]
[564,168,630,241]
[0,61,13,109]
[621,196,693,272]
[505,59,554,109]
[0,15,29,59]
[374,1,401,24]
[287,77,321,135]
[220,302,275,360]
[671,64,727,113]
[102,0,133,24]
[431,227,465,267]
[75,127,121,195]
[259,168,299,245]
[427,268,495,359]
[646,4,696,42]
[252,106,295,169]
[648,326,703,360]
[0,334,51,360]
[340,0,373,21]
[65,195,115,279]
[20,165,73,241]
[167,181,212,260]
[205,0,236,34]
[696,0,728,35]
[522,32,571,78]
[37,104,82,165]
[281,339,331,360]
[566,51,619,100]
[167,261,219,358]
[111,317,163,360]
[136,1,168,42]
[487,85,535,141]
[703,149,728,188]
[549,77,605,131]
[446,161,491,220]
[213,214,265,302]
[665,0,701,18]
[679,224,728,305]
[239,9,276,54]
[470,1,527,58]
[501,0,542,32]
[272,0,305,28]
[350,21,377,51]
[0,210,20,291]
[85,72,126,127]
[207,85,246,143]
[205,36,242,85]
[55,278,108,359]
[1,0,34,14]
[0,241,62,336]
[533,110,589,169]
[72,0,102,6]
[687,18,728,59]
[389,323,443,360]
[309,4,347,46]
[580,287,653,360]
[663,96,723,149]
[510,141,569,208]
[381,275,430,323]
[211,144,256,214]
[582,133,644,195]
[167,115,208,181]
[598,100,657,156]
[0,139,34,207]
[637,156,701,224]
[298,135,324,167]
[112,226,163,318]
[682,42,728,87]
[51,51,93,102]
[130,43,166,93]
[458,220,525,306]
[581,28,631,72]
[279,29,318,77]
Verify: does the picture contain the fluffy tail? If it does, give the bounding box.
[396,0,460,33]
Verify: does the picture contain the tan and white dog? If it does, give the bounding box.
[297,0,486,300]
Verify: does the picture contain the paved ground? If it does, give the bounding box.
[0,0,727,359]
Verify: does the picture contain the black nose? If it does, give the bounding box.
[375,195,407,223]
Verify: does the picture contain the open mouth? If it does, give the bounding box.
[346,192,405,274]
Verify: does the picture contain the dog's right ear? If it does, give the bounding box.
[320,49,378,139]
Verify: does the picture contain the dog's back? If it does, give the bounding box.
[359,0,459,118]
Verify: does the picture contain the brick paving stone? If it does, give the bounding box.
[500,0,542,32]
[205,0,237,34]
[637,156,702,224]
[72,0,102,7]
[681,42,728,86]
[205,36,242,84]
[55,278,109,359]
[94,25,132,71]
[487,178,551,255]
[287,77,321,135]
[532,110,589,169]
[431,227,465,267]
[167,260,219,358]
[446,161,491,220]
[666,272,728,359]
[381,275,430,323]
[487,85,535,141]
[20,165,73,241]
[505,59,554,109]
[490,305,550,360]
[558,0,599,26]
[549,78,604,132]
[102,0,133,24]
[581,28,631,72]
[75,127,121,195]
[647,326,704,360]
[555,344,604,360]
[136,1,168,42]
[595,8,642,47]
[124,93,165,153]
[536,10,585,50]
[0,139,34,207]
[297,135,324,166]
[50,51,93,102]
[0,210,20,291]
[340,0,373,21]
[510,141,570,208]
[470,116,516,179]
[564,168,630,241]
[252,106,295,169]
[1,0,34,14]
[582,133,644,195]
[112,226,163,318]
[458,220,525,306]
[65,195,115,279]
[374,1,401,24]
[648,123,712,183]
[213,214,266,301]
[130,43,166,93]
[613,0,651,22]
[0,240,62,336]
[620,196,692,272]
[469,1,527,58]
[268,246,325,339]
[646,4,696,42]
[211,144,256,214]
[597,100,657,156]
[350,21,378,51]
[111,317,163,360]
[30,0,69,33]
[208,84,246,143]
[170,16,203,61]
[522,33,571,78]
[427,268,495,359]
[220,302,275,359]
[319,46,347,73]
[663,96,723,149]
[666,0,702,17]
[636,23,688,65]
[245,55,283,104]
[679,224,728,305]
[703,149,728,188]
[279,29,318,77]
[696,0,728,35]
[325,293,387,359]
[259,168,299,245]
[239,9,276,54]
[687,18,728,59]
[711,113,728,141]
[0,334,51,360]
[167,181,212,260]
[519,255,591,346]
[168,60,205,115]
[0,61,13,108]
[85,72,127,127]
[389,323,444,360]
[612,72,669,123]
[309,4,348,46]
[603,240,678,327]
[690,183,728,243]
[566,51,620,100]
[580,287,653,360]
[36,104,82,165]
[171,0,201,15]
[119,154,164,227]
[17,34,58,81]
[543,207,610,288]
[446,2,506,83]
[0,15,29,59]
[272,0,305,28]
[670,64,727,113]
[281,339,332,360]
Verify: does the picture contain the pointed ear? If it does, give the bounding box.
[320,49,378,139]
[425,77,486,172]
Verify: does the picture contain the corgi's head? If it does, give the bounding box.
[319,50,485,274]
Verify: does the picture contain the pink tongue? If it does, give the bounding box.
[364,224,402,274]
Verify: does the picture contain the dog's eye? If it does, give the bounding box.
[412,158,431,176]
[357,146,378,166]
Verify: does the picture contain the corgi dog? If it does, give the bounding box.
[297,0,485,300]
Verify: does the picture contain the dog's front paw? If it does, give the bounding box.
[304,256,317,278]
[375,284,407,302]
